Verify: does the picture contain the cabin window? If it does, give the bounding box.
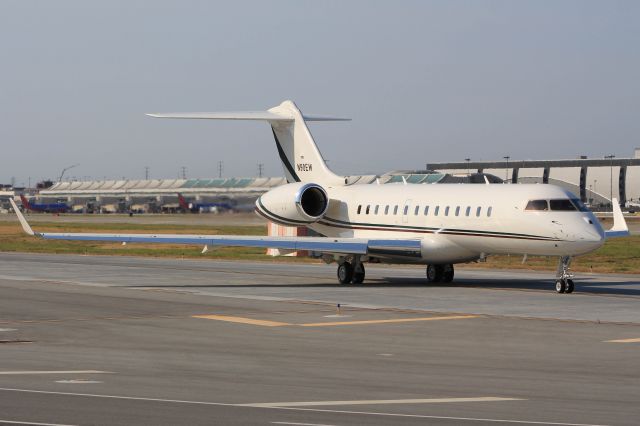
[550,199,577,211]
[403,205,409,215]
[465,206,471,216]
[487,206,492,217]
[366,205,370,214]
[455,206,460,216]
[424,206,429,215]
[384,205,389,215]
[393,205,398,215]
[357,205,362,214]
[434,206,440,216]
[476,206,482,217]
[525,200,549,211]
[414,205,420,215]
[444,206,450,216]
[374,205,379,214]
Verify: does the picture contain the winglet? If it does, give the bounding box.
[605,198,630,239]
[9,198,35,236]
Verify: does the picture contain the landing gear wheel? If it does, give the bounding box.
[442,264,454,283]
[565,279,574,294]
[555,256,575,294]
[426,264,444,283]
[352,263,365,284]
[337,262,354,284]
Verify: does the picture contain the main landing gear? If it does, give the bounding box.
[337,257,365,284]
[555,256,575,294]
[426,264,454,283]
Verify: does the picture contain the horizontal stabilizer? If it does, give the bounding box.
[147,100,349,185]
[147,101,350,122]
[147,112,350,122]
[147,112,293,121]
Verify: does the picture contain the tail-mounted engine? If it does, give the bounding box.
[256,182,329,226]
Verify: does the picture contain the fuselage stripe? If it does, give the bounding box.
[256,199,310,226]
[317,217,559,241]
[321,216,552,239]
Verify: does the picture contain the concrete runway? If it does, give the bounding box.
[0,253,639,425]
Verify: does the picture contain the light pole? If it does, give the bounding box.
[465,158,471,176]
[605,154,615,208]
[58,164,80,182]
[503,156,510,183]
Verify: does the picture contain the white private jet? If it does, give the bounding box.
[11,101,630,293]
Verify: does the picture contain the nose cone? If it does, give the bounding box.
[574,216,605,254]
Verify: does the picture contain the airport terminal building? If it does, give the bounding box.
[426,148,640,208]
[3,149,639,213]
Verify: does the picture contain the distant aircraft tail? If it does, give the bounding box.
[149,101,349,185]
[177,193,190,211]
[19,195,31,210]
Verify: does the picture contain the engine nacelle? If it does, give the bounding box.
[256,182,329,226]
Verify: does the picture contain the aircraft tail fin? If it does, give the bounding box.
[19,195,31,210]
[177,193,190,211]
[149,101,349,185]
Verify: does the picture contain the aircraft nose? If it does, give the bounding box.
[578,223,605,250]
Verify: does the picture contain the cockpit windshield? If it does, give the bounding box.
[570,198,590,212]
[525,198,590,212]
[525,200,549,211]
[549,199,576,211]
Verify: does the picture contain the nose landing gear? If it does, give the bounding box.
[555,256,575,294]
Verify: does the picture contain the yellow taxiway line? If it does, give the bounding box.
[192,315,290,327]
[298,315,478,327]
[192,314,477,327]
[605,337,640,343]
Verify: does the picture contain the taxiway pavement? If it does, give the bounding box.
[0,253,638,425]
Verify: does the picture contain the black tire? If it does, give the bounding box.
[442,264,454,283]
[555,279,566,294]
[352,264,365,284]
[426,264,444,283]
[338,262,354,284]
[565,279,575,294]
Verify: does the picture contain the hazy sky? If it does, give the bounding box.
[1,1,639,186]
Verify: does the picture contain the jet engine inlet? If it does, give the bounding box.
[297,184,328,219]
[256,182,330,225]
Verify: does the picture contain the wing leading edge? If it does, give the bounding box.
[9,199,421,257]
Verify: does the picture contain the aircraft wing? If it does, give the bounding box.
[9,199,421,257]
